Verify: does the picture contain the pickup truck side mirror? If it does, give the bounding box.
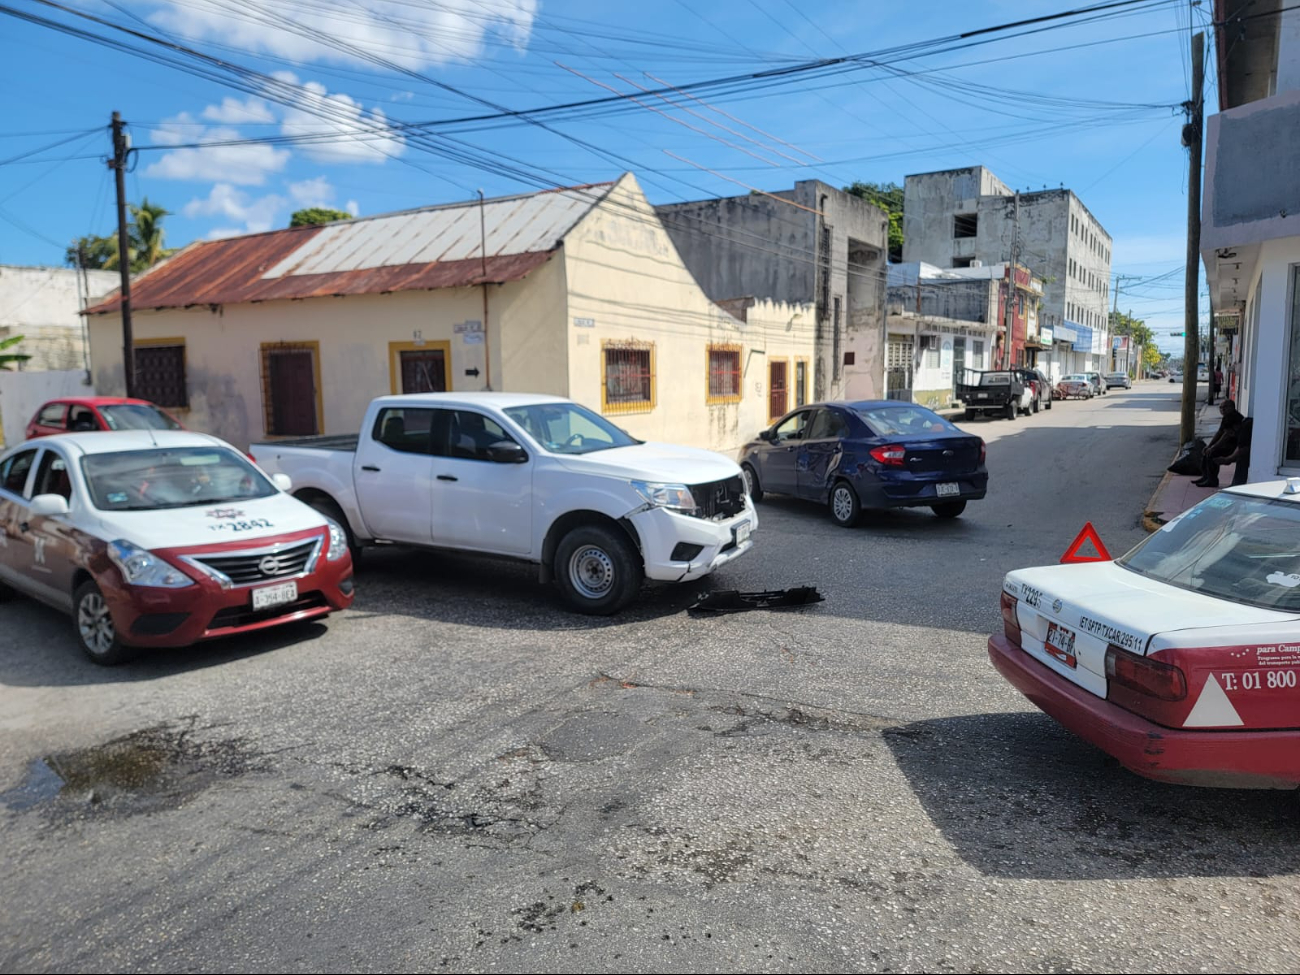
[487,440,528,464]
[29,493,70,517]
[758,429,776,442]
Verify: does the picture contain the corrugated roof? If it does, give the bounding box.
[86,182,616,315]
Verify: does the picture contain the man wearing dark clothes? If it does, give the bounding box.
[1194,399,1244,487]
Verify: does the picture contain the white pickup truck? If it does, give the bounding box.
[249,393,757,614]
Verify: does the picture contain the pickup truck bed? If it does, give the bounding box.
[258,434,360,452]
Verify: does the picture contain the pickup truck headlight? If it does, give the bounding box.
[631,480,699,516]
[107,539,194,588]
[325,519,349,561]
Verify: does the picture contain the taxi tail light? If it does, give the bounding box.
[870,445,906,467]
[1000,590,1021,646]
[1105,645,1187,702]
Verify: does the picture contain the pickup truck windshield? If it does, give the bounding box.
[1118,493,1300,612]
[504,402,640,455]
[81,447,276,511]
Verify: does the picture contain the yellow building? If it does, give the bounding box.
[86,174,813,455]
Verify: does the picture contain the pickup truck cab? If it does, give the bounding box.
[249,393,757,615]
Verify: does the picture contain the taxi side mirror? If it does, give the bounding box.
[30,494,70,517]
[272,473,293,492]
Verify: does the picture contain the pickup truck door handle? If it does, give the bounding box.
[361,465,381,472]
[437,474,459,482]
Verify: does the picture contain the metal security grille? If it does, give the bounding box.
[769,360,788,420]
[134,345,187,408]
[886,336,914,402]
[399,349,447,393]
[603,346,653,413]
[708,348,741,400]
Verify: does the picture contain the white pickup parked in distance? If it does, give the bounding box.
[249,393,757,614]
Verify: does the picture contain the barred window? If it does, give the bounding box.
[134,344,187,408]
[707,346,742,403]
[603,344,654,414]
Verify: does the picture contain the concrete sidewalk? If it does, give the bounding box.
[1142,398,1236,531]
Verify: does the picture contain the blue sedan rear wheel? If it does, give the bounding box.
[829,481,861,528]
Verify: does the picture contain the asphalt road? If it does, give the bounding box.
[3,382,1298,974]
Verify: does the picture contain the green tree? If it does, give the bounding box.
[65,198,176,273]
[844,181,904,262]
[289,207,353,228]
[0,334,31,371]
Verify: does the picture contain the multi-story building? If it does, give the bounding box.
[903,166,1112,375]
[1201,0,1300,483]
[656,181,889,408]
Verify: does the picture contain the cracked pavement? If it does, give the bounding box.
[2,386,1299,974]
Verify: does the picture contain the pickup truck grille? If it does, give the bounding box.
[191,538,320,586]
[690,476,746,520]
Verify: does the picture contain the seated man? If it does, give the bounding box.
[1195,410,1244,488]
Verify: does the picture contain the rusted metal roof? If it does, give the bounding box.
[86,182,615,315]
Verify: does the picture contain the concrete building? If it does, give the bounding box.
[84,174,812,454]
[655,181,889,403]
[1,265,118,372]
[1201,0,1300,482]
[903,166,1112,375]
[885,261,1043,408]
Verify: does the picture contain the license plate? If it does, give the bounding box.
[1045,622,1077,668]
[936,482,960,497]
[252,580,297,611]
[975,392,989,399]
[734,521,752,546]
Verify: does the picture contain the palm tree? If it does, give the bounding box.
[130,198,172,271]
[0,334,31,370]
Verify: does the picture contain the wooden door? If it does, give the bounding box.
[769,360,788,420]
[266,348,317,436]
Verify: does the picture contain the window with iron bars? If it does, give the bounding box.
[134,344,188,408]
[706,345,742,404]
[602,344,655,414]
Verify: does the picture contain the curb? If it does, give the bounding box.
[1141,470,1174,533]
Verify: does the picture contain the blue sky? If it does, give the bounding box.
[0,0,1212,351]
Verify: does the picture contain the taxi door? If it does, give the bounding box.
[0,447,40,594]
[8,446,79,612]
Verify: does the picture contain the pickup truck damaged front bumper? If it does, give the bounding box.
[628,504,758,583]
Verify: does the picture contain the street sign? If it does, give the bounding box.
[1060,522,1112,564]
[1170,332,1185,337]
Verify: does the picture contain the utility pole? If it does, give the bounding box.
[1180,32,1204,444]
[1112,273,1141,377]
[1002,191,1020,369]
[109,111,135,398]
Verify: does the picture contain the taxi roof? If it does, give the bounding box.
[1225,479,1300,505]
[8,430,227,457]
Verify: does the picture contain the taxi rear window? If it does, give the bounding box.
[1118,493,1300,612]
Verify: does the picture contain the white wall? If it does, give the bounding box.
[1242,237,1300,482]
[0,369,92,447]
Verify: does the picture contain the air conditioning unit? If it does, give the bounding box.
[970,260,983,267]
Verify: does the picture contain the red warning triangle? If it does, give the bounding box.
[1060,522,1112,564]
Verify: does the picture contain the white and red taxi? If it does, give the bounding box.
[0,430,354,664]
[990,480,1300,790]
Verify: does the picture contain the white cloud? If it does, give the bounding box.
[202,96,275,125]
[288,176,337,208]
[147,0,537,71]
[273,73,405,164]
[184,184,287,235]
[145,118,289,186]
[345,199,360,217]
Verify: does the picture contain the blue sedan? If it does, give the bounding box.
[739,400,988,527]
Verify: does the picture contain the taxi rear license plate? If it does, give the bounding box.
[734,522,752,546]
[1045,622,1077,668]
[936,482,960,497]
[252,580,297,611]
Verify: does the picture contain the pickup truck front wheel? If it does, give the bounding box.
[302,495,362,563]
[555,525,642,615]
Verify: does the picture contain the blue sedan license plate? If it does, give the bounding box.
[936,482,960,497]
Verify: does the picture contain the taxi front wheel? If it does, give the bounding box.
[73,580,135,666]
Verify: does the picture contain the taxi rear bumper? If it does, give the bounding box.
[989,633,1300,790]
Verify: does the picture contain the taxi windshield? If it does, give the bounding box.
[1118,492,1300,612]
[81,447,276,511]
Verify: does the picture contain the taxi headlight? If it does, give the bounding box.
[325,520,349,561]
[107,539,194,588]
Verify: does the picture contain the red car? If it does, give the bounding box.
[26,397,184,440]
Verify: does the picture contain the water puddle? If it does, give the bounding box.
[0,722,263,819]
